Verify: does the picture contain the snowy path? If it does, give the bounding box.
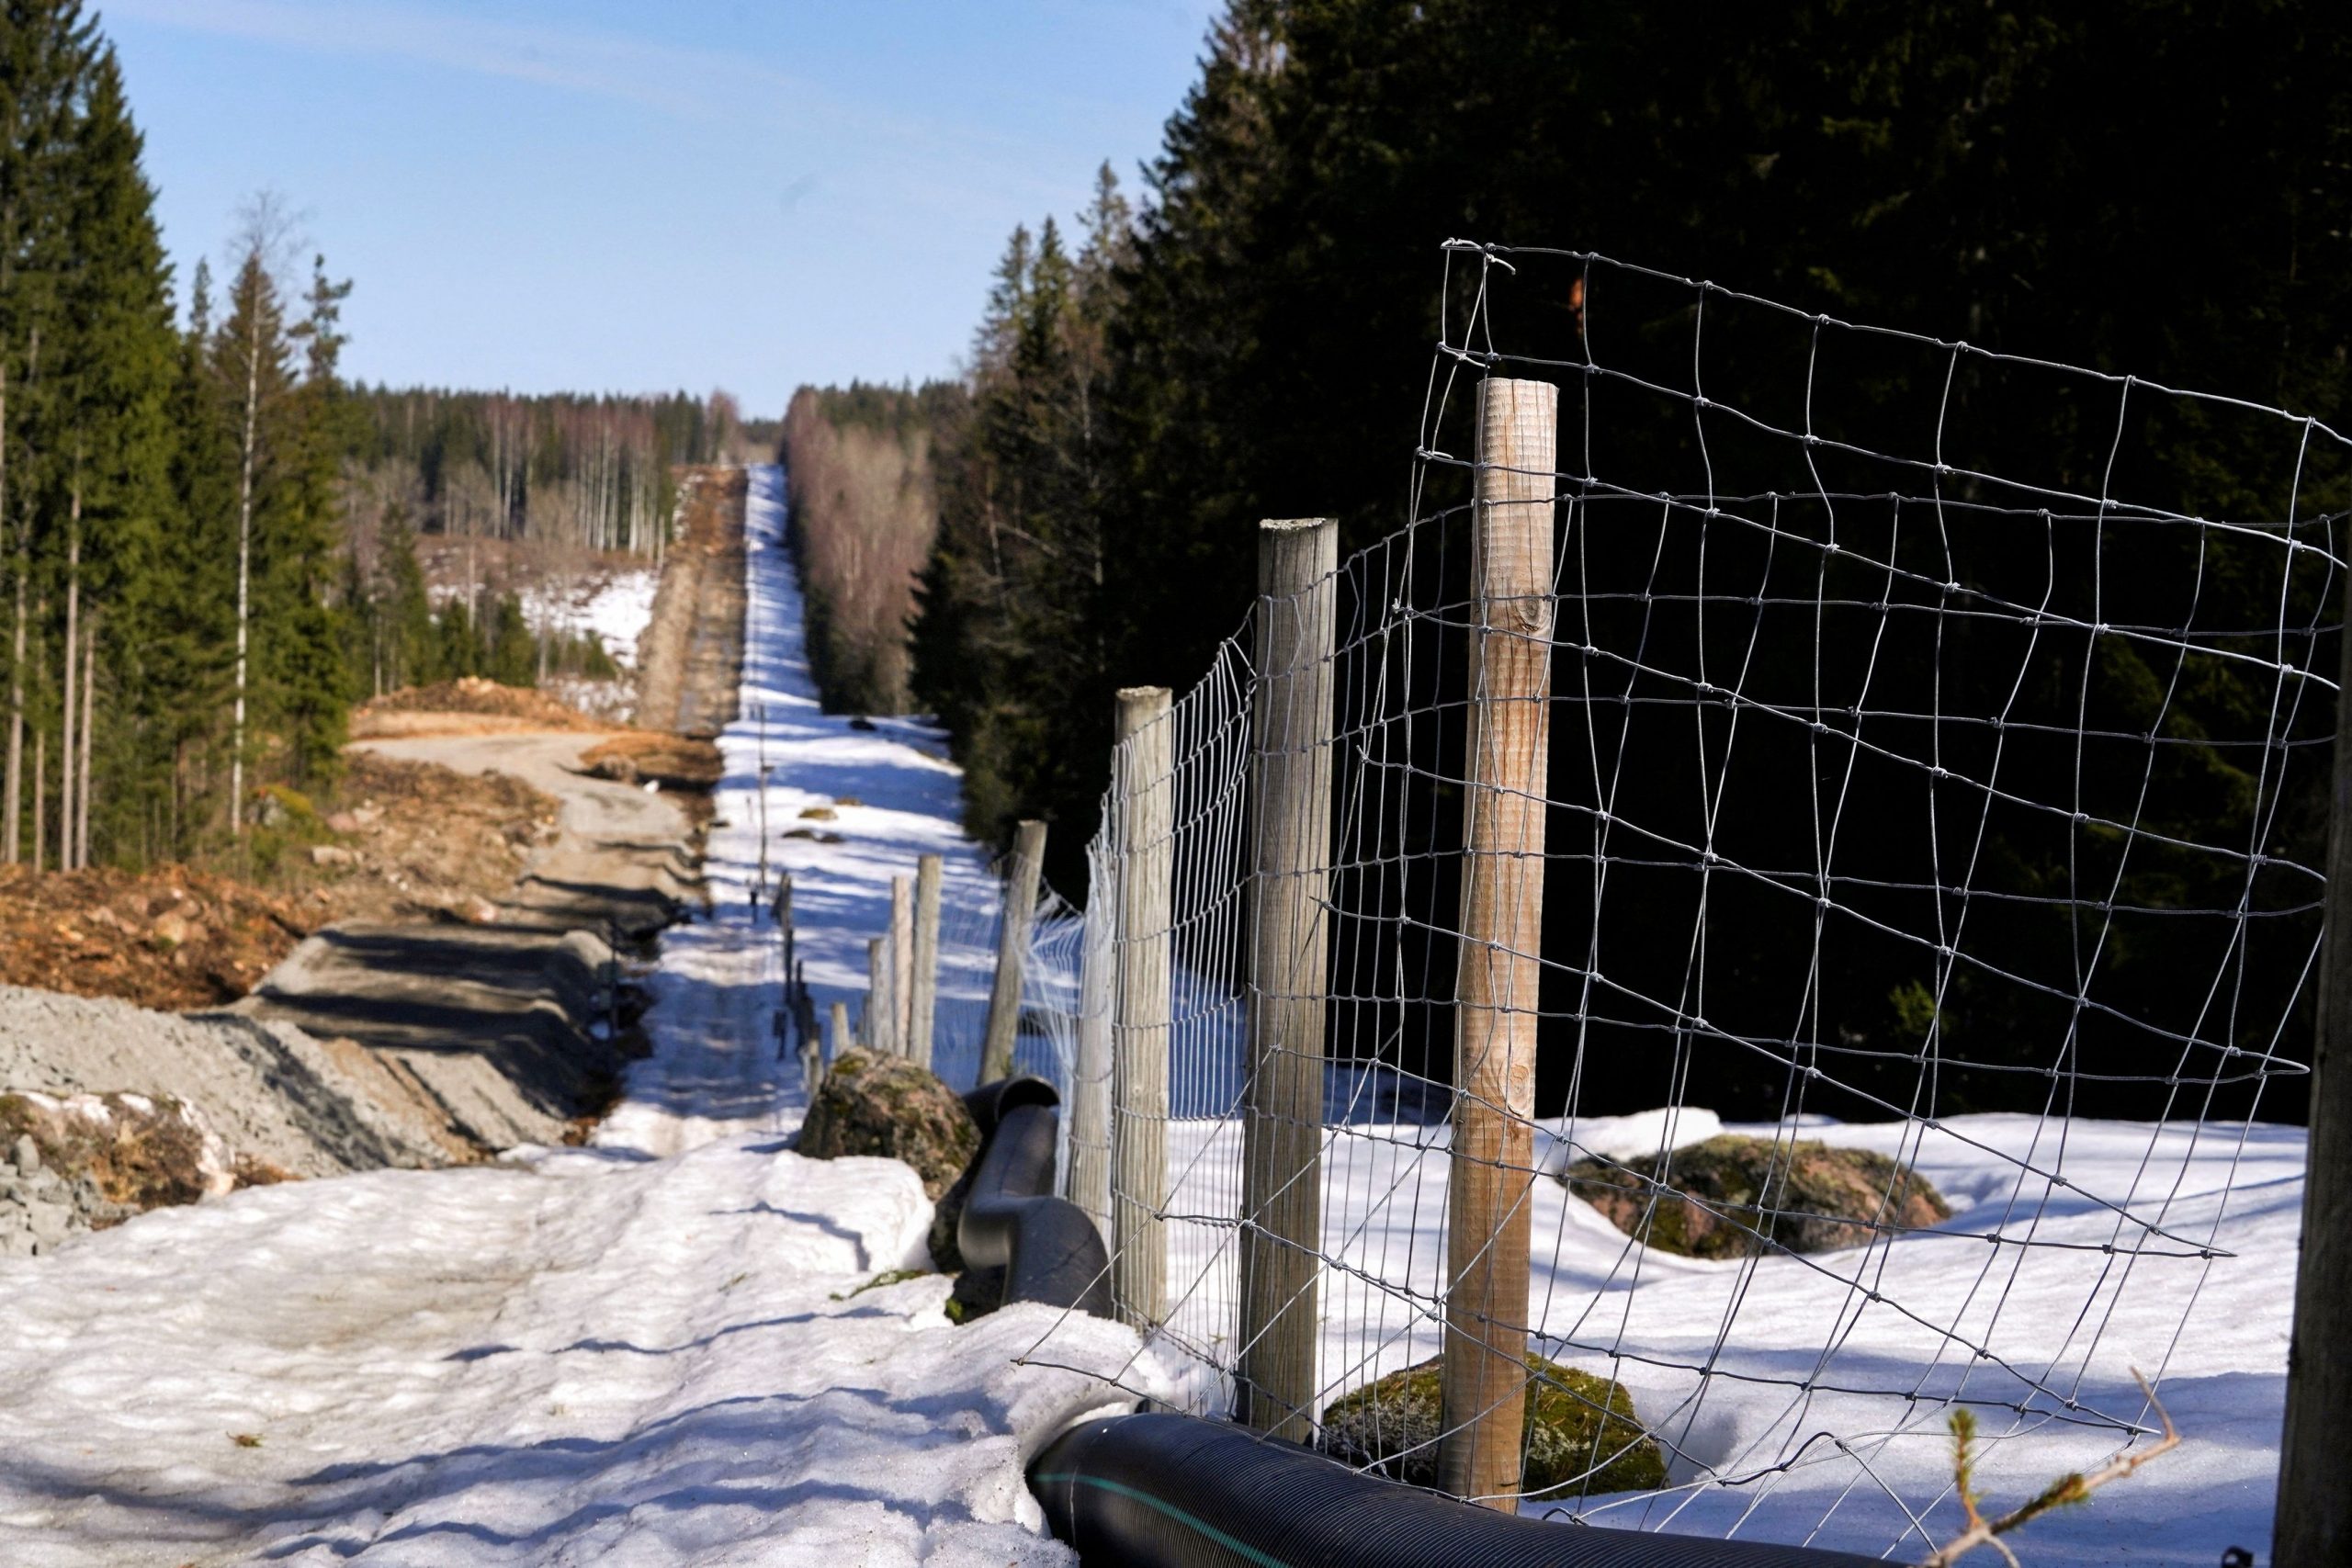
[0,464,1145,1565]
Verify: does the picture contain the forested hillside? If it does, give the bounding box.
[779,381,960,717]
[896,0,2352,1114]
[0,2,752,875]
[344,387,741,563]
[911,0,2352,878]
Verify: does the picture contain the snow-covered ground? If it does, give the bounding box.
[0,465,1148,1566]
[523,564,660,672]
[1075,1106,2298,1563]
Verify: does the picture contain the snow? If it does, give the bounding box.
[0,458,2301,1564]
[0,465,1150,1565]
[1093,1108,2299,1563]
[523,566,660,672]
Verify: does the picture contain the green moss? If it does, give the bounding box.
[1321,1354,1667,1495]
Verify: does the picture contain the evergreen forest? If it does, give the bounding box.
[789,0,2352,1119]
[0,2,741,874]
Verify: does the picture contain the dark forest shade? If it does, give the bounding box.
[908,0,2351,1122]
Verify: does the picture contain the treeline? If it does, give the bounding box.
[897,0,2351,1116]
[0,4,358,872]
[779,381,961,716]
[0,2,670,874]
[343,386,744,562]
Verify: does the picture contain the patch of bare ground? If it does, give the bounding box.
[634,466,747,737]
[0,750,560,1012]
[352,675,622,739]
[579,730,725,791]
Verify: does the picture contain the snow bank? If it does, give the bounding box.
[0,466,1158,1564]
[1096,1109,2298,1563]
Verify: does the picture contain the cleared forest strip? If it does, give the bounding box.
[633,465,749,737]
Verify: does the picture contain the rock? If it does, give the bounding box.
[797,1048,979,1202]
[351,804,384,828]
[797,805,837,821]
[12,1133,38,1174]
[310,844,356,867]
[1321,1355,1667,1494]
[1563,1134,1950,1258]
[458,896,501,925]
[323,811,362,834]
[150,910,199,948]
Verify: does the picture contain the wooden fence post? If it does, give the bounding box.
[1069,846,1116,1240]
[831,999,853,1060]
[889,874,915,1056]
[981,819,1050,1083]
[1238,518,1339,1440]
[909,853,944,1071]
[1436,377,1556,1508]
[2277,558,2352,1564]
[868,935,895,1056]
[1112,685,1174,1331]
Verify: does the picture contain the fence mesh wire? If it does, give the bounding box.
[1015,243,2351,1556]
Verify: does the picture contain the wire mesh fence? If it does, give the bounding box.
[1019,242,2351,1556]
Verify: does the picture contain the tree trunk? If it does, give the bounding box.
[6,557,23,867]
[75,620,93,867]
[29,725,41,874]
[231,306,260,840]
[61,481,78,869]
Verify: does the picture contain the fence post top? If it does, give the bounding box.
[1480,374,1559,402]
[1257,516,1336,535]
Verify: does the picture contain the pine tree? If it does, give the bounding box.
[51,43,177,866]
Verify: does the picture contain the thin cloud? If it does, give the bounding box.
[103,0,803,122]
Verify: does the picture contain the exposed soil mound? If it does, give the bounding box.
[580,731,725,790]
[797,1048,978,1202]
[0,863,309,1010]
[0,754,558,1011]
[1564,1134,1951,1258]
[1321,1354,1667,1495]
[353,677,614,738]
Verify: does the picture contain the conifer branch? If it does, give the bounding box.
[1917,1371,2179,1567]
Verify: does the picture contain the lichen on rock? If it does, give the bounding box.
[1563,1133,1950,1258]
[1321,1354,1667,1495]
[795,1048,978,1202]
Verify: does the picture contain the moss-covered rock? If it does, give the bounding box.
[797,1048,978,1201]
[1321,1354,1667,1495]
[1564,1134,1949,1258]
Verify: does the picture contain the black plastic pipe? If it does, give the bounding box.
[1031,1413,1888,1568]
[958,1077,1114,1318]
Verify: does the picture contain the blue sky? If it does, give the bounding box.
[100,0,1220,414]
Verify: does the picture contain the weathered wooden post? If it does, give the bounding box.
[831,999,853,1060]
[980,819,1050,1083]
[777,872,795,976]
[1238,518,1339,1440]
[1436,377,1556,1508]
[867,935,896,1055]
[909,854,944,1071]
[1112,686,1174,1331]
[1069,847,1117,1238]
[889,874,915,1055]
[2278,558,2352,1565]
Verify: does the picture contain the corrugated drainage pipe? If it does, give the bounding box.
[1031,1412,1890,1568]
[958,1077,1114,1317]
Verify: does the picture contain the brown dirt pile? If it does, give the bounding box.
[352,676,617,738]
[579,731,725,790]
[0,751,559,1010]
[0,863,308,1010]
